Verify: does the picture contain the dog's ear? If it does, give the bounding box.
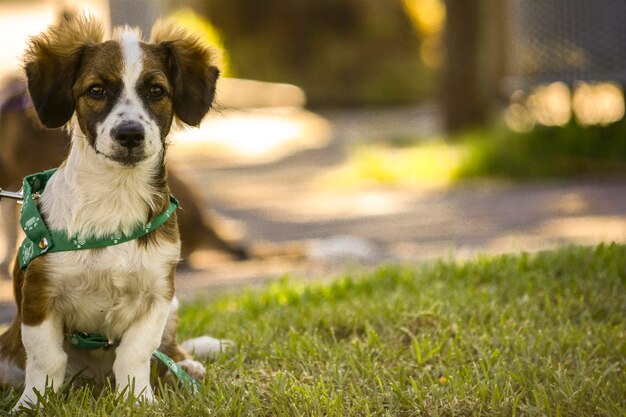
[24,16,103,128]
[150,20,220,127]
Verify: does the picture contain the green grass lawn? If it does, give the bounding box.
[4,244,626,416]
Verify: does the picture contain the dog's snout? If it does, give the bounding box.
[112,122,145,149]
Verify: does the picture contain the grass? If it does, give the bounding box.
[3,244,626,416]
[458,120,626,179]
[324,139,461,187]
[325,119,626,186]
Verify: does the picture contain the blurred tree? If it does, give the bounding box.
[442,0,507,133]
[442,0,484,132]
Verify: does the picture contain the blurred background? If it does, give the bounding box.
[2,0,626,295]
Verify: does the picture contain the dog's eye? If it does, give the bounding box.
[148,85,165,99]
[87,85,106,98]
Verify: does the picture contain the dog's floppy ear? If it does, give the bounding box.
[150,20,220,127]
[24,16,103,128]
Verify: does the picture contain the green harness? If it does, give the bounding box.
[18,168,179,270]
[18,168,199,393]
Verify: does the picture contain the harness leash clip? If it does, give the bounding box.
[0,188,23,203]
[68,331,117,350]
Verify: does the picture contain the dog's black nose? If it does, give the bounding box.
[112,122,145,148]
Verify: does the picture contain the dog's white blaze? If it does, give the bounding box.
[119,28,143,90]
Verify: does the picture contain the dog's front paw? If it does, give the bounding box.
[13,399,32,413]
[12,389,41,412]
[119,384,155,404]
[176,359,206,380]
[136,387,155,403]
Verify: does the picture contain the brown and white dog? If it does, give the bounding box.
[0,17,225,409]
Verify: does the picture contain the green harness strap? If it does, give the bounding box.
[67,332,200,393]
[18,168,179,269]
[151,351,201,393]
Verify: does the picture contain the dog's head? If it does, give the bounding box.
[24,17,219,166]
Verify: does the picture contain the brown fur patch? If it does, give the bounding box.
[11,253,25,312]
[149,19,220,126]
[24,16,104,128]
[138,46,175,140]
[149,19,220,66]
[72,41,124,145]
[20,258,52,326]
[138,194,180,256]
[0,258,27,373]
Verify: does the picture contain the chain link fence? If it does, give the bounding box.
[508,0,626,86]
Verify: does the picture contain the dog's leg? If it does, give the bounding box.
[13,316,66,410]
[113,301,170,402]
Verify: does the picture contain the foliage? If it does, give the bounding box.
[199,0,434,106]
[169,9,232,76]
[457,119,626,179]
[3,244,625,415]
[329,119,626,186]
[325,139,460,186]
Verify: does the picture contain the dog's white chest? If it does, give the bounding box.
[44,239,178,340]
[33,161,180,340]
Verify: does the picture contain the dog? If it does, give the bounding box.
[0,77,249,273]
[0,16,226,409]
